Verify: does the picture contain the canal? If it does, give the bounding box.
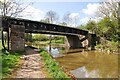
[28,43,118,78]
[55,50,118,78]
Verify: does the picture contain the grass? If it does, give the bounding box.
[39,49,70,79]
[2,51,21,78]
[31,38,64,45]
[0,39,21,78]
[51,39,64,44]
[0,40,2,79]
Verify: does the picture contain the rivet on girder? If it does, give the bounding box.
[27,24,29,26]
[45,26,46,28]
[21,22,24,25]
[41,25,43,27]
[33,25,37,28]
[19,22,22,25]
[14,21,17,24]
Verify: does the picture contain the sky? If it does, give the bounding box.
[18,1,102,26]
[1,0,120,26]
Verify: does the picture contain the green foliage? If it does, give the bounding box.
[32,35,64,44]
[52,36,64,44]
[78,17,119,52]
[96,40,118,53]
[53,39,64,44]
[96,44,103,49]
[97,17,118,41]
[85,20,97,34]
[2,52,20,77]
[32,34,49,41]
[25,33,32,42]
[59,22,67,26]
[80,17,118,44]
[40,18,50,23]
[0,40,2,49]
[40,50,69,78]
[81,17,118,42]
[77,25,87,30]
[106,41,118,52]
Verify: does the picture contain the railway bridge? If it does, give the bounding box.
[1,17,97,52]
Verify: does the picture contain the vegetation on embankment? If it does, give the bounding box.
[39,49,70,78]
[25,34,65,44]
[78,17,119,53]
[77,1,119,53]
[96,40,119,53]
[1,50,21,78]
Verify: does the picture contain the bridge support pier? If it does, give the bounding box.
[65,35,82,49]
[65,34,97,50]
[87,34,96,50]
[10,25,25,52]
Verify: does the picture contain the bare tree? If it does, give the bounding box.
[96,0,119,20]
[0,0,32,50]
[40,18,50,23]
[70,14,80,27]
[63,12,80,27]
[63,12,71,26]
[45,10,59,24]
[0,0,31,17]
[44,10,59,47]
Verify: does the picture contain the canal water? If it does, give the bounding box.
[31,43,118,78]
[44,45,118,78]
[56,51,118,78]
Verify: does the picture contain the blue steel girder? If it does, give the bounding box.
[2,17,88,36]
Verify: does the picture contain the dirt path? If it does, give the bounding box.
[15,47,48,78]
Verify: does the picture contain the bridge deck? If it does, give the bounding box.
[2,17,88,36]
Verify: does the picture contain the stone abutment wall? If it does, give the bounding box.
[10,25,25,52]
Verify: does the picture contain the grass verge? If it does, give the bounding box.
[39,49,70,79]
[2,51,21,78]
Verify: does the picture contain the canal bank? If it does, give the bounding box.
[39,49,74,79]
[25,41,119,78]
[39,45,118,78]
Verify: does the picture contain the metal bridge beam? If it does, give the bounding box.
[2,17,88,36]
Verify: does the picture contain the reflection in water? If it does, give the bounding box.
[45,45,65,58]
[32,43,118,78]
[55,51,118,78]
[70,66,100,78]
